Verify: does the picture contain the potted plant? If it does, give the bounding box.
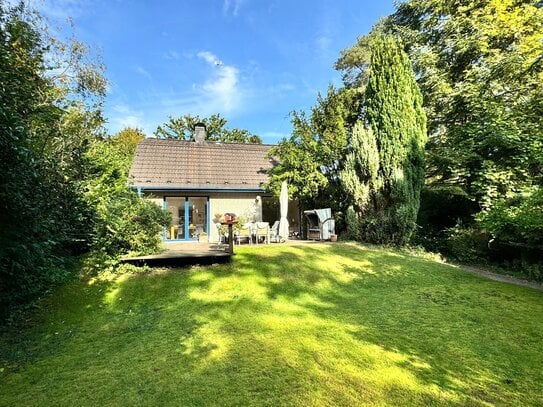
[198,232,208,243]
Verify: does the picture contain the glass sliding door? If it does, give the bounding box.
[165,197,186,241]
[188,197,207,239]
[164,196,208,241]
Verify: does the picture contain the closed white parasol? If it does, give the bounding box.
[278,180,289,241]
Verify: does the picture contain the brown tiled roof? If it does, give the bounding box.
[129,139,275,191]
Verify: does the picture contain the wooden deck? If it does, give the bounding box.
[120,239,332,268]
[120,242,231,267]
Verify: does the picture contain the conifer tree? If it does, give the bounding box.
[341,122,379,213]
[342,35,427,245]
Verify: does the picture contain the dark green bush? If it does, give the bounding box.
[524,262,543,282]
[445,226,489,264]
[414,186,479,250]
[477,188,543,247]
[341,206,360,241]
[91,191,171,258]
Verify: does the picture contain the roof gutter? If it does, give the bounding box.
[131,185,267,193]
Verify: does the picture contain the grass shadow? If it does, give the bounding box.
[1,243,542,405]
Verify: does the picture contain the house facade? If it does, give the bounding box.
[129,137,299,243]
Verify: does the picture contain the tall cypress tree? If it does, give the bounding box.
[344,35,427,245]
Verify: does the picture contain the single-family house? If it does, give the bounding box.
[129,132,300,243]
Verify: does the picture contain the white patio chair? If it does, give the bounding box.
[236,223,253,245]
[269,221,282,243]
[254,222,270,244]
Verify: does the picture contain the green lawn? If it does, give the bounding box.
[1,243,542,406]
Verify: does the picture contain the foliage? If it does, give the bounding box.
[478,187,543,247]
[336,0,542,266]
[84,130,170,261]
[89,191,170,258]
[265,111,328,200]
[445,226,490,264]
[338,0,543,208]
[394,0,542,205]
[413,185,479,252]
[342,205,360,241]
[0,2,105,316]
[267,86,360,204]
[340,122,379,213]
[341,35,427,245]
[524,263,543,282]
[417,186,478,232]
[2,243,543,405]
[110,127,145,155]
[154,113,262,144]
[335,21,386,88]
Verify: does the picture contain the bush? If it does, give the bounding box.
[342,206,360,241]
[91,191,171,258]
[414,185,479,251]
[445,226,489,263]
[477,188,543,246]
[524,263,543,282]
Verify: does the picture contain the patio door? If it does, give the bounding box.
[164,196,208,241]
[187,197,207,239]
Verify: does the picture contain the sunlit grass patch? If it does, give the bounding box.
[1,243,542,406]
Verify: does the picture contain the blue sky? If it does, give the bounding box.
[34,0,395,144]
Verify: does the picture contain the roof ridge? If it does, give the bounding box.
[140,138,276,148]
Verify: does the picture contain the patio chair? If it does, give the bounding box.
[215,222,224,244]
[269,220,284,243]
[254,222,270,244]
[236,223,253,245]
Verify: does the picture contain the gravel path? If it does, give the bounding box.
[455,264,543,291]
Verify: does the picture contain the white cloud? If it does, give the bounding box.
[24,0,92,20]
[105,51,293,137]
[163,50,180,60]
[197,51,223,66]
[134,65,152,81]
[109,104,149,134]
[117,51,243,128]
[196,51,240,113]
[222,0,245,17]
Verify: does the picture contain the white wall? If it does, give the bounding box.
[208,192,262,242]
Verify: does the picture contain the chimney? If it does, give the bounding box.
[194,122,206,143]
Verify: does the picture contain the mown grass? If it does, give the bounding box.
[1,243,542,406]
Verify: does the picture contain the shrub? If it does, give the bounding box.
[414,185,479,252]
[91,191,171,258]
[477,188,543,246]
[342,206,360,241]
[524,263,543,282]
[445,226,489,264]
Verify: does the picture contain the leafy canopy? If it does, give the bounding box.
[154,113,262,144]
[337,0,543,208]
[266,86,361,202]
[0,1,106,314]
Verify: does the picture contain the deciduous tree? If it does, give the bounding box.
[0,1,106,315]
[154,113,262,144]
[337,0,543,208]
[267,86,360,206]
